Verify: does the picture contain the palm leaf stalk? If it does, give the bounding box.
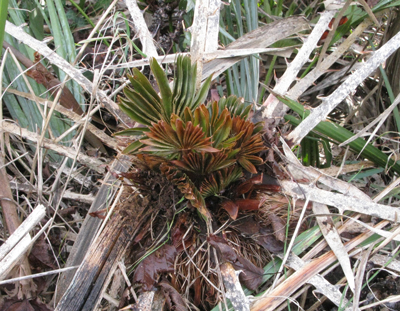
[115,55,265,217]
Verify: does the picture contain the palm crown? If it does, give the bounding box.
[116,55,265,217]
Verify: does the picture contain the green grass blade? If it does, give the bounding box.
[0,0,9,47]
[282,96,400,174]
[27,0,43,41]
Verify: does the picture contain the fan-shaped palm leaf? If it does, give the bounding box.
[231,116,264,174]
[182,103,243,150]
[172,152,236,175]
[140,119,220,158]
[214,95,252,119]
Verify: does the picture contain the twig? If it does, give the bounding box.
[0,266,79,286]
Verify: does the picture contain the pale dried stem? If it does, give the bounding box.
[124,0,158,58]
[190,0,221,89]
[262,10,335,119]
[0,121,106,173]
[317,0,352,67]
[287,25,400,145]
[5,21,130,126]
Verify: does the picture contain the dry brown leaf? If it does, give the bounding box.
[132,244,177,291]
[268,213,286,242]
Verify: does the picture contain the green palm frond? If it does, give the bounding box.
[118,55,213,131]
[181,102,250,150]
[113,127,150,136]
[215,95,252,119]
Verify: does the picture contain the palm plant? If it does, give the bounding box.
[115,55,265,218]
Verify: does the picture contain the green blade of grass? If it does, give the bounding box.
[282,96,400,174]
[0,0,9,47]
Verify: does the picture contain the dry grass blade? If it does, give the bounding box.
[287,10,383,100]
[201,16,310,81]
[287,25,400,145]
[124,0,158,58]
[284,253,351,309]
[251,221,388,311]
[313,202,355,293]
[320,161,376,176]
[262,10,335,119]
[107,48,293,70]
[353,243,375,311]
[339,91,400,150]
[4,20,130,126]
[317,0,352,67]
[282,181,400,223]
[357,0,381,26]
[0,121,106,173]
